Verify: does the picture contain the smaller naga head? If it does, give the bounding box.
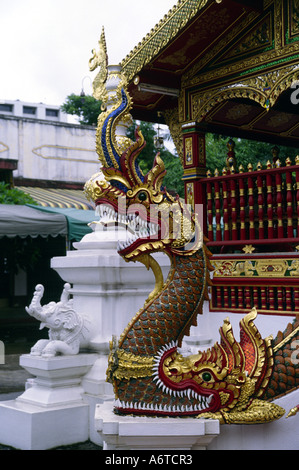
[84,73,202,263]
[152,309,274,417]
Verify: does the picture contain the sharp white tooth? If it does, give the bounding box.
[187,389,191,399]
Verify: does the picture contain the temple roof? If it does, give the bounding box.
[120,0,299,148]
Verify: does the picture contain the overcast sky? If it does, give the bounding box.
[1,0,176,106]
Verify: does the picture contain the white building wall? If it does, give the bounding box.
[0,100,99,184]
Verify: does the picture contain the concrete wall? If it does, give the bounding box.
[0,100,99,184]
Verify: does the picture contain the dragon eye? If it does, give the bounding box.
[138,191,148,202]
[202,372,212,382]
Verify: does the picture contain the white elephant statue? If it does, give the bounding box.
[25,283,91,357]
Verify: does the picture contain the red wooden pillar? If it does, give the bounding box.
[286,159,294,238]
[257,169,265,239]
[239,173,246,240]
[266,169,274,239]
[182,124,207,235]
[248,175,255,240]
[275,165,284,238]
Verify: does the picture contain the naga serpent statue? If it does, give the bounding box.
[84,65,299,424]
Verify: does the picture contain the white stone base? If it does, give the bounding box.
[0,399,89,450]
[0,353,98,450]
[95,402,220,450]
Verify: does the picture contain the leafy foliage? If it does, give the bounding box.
[0,183,38,205]
[127,121,184,197]
[205,133,299,175]
[61,94,102,126]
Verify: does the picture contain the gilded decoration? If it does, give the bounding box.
[120,0,209,82]
[212,258,299,278]
[190,63,299,122]
[181,0,299,96]
[216,13,272,64]
[89,26,108,103]
[184,137,193,165]
[84,1,299,425]
[163,108,184,164]
[186,182,194,209]
[288,0,299,40]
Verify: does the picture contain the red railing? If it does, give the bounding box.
[198,157,299,251]
[210,253,299,316]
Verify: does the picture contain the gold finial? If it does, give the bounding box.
[266,160,272,169]
[257,162,262,171]
[89,26,109,101]
[286,157,292,166]
[247,163,253,172]
[207,169,211,177]
[222,167,227,175]
[89,26,108,72]
[272,145,280,165]
[295,155,299,165]
[214,168,219,177]
[275,159,281,168]
[230,165,235,174]
[239,164,244,173]
[286,406,299,418]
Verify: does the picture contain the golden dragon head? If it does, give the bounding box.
[152,308,279,420]
[84,68,201,262]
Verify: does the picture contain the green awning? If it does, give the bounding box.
[0,204,67,239]
[26,205,99,241]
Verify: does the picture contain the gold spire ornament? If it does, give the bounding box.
[89,26,108,102]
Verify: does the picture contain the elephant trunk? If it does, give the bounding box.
[25,284,45,320]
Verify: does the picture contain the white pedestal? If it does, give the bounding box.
[51,228,171,353]
[95,402,220,450]
[50,227,171,445]
[0,354,97,450]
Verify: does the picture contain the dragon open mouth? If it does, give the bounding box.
[113,395,213,416]
[96,203,160,254]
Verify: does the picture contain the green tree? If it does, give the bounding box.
[61,94,103,126]
[127,121,184,197]
[206,133,299,175]
[0,182,37,205]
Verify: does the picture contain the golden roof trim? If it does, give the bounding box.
[120,0,209,82]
